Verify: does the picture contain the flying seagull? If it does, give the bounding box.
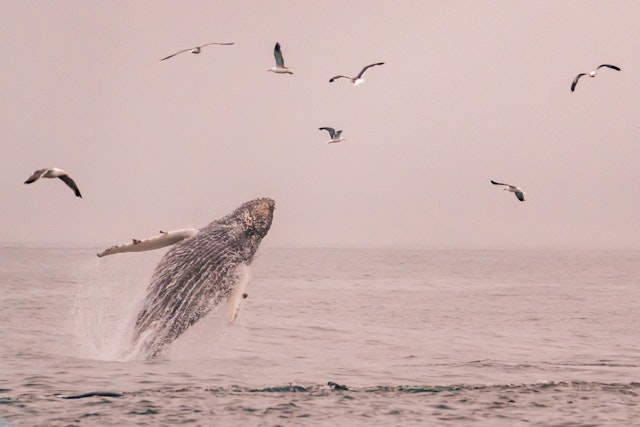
[490,180,525,202]
[160,42,234,61]
[268,42,293,74]
[329,62,384,85]
[319,127,346,144]
[571,64,621,92]
[24,167,82,198]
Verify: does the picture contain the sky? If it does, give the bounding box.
[2,1,639,249]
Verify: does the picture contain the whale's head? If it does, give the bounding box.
[235,197,275,238]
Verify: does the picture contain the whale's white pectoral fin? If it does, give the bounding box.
[226,264,252,324]
[97,228,198,257]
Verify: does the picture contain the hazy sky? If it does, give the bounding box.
[2,1,639,248]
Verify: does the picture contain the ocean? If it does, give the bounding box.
[0,246,638,426]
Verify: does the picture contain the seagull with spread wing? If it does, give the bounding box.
[319,127,346,144]
[24,168,82,198]
[571,64,621,92]
[329,62,384,85]
[160,42,234,61]
[490,180,525,202]
[267,42,293,74]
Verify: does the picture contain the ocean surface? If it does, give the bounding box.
[0,246,638,426]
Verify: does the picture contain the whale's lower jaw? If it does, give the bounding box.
[130,198,275,359]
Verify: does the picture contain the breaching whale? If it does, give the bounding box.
[97,197,275,358]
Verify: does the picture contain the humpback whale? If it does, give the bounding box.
[99,198,275,359]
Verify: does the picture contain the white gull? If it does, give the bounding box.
[268,42,293,74]
[329,62,384,85]
[491,180,526,202]
[160,42,234,61]
[319,127,346,144]
[571,64,621,92]
[24,167,82,198]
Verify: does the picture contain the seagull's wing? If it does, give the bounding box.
[58,174,82,198]
[597,64,621,71]
[490,180,508,186]
[200,42,235,48]
[319,127,336,137]
[274,42,285,67]
[356,62,385,78]
[571,73,586,92]
[329,75,350,83]
[24,168,47,184]
[515,191,526,202]
[160,48,193,61]
[334,130,343,138]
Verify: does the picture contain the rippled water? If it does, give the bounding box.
[1,246,638,426]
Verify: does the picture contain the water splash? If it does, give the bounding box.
[72,253,158,361]
[72,250,255,361]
